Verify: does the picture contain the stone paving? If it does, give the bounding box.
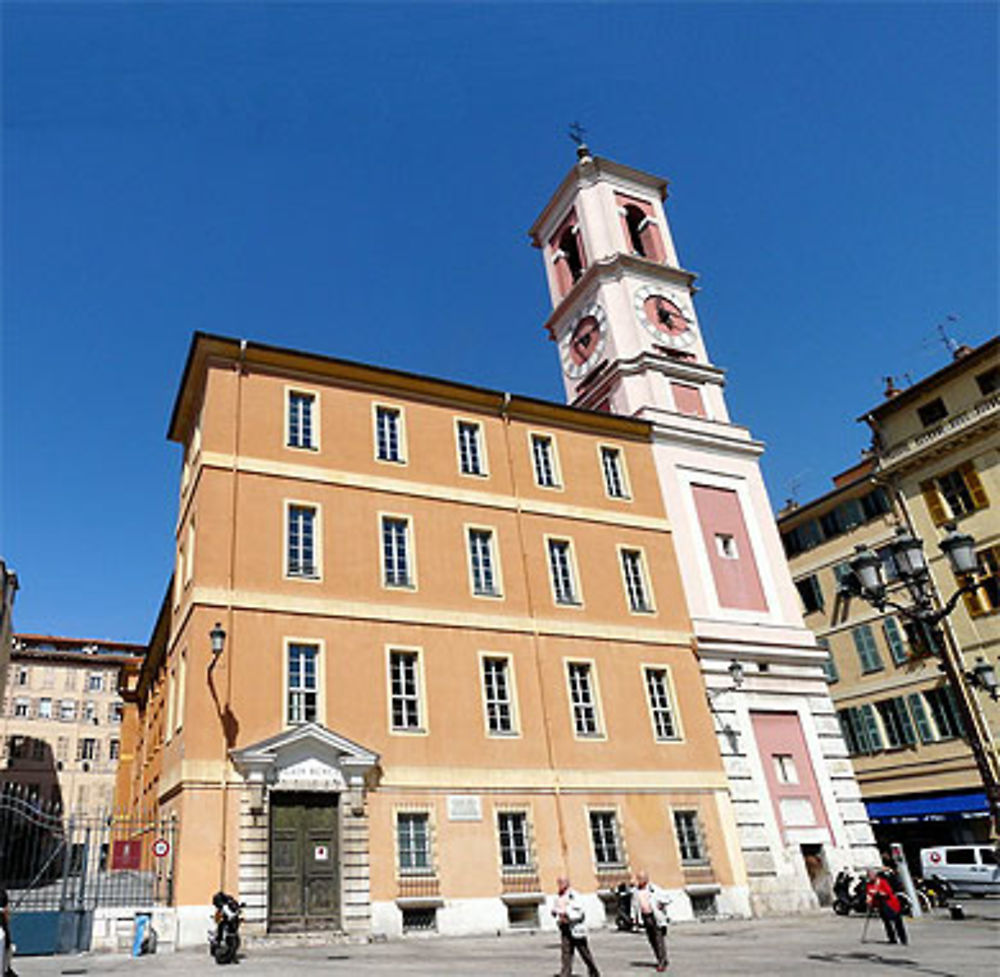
[9,905,999,977]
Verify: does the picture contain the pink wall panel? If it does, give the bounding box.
[691,483,768,611]
[671,382,706,418]
[750,711,831,842]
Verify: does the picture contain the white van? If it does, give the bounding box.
[920,845,1000,895]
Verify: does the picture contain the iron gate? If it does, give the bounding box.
[0,786,176,954]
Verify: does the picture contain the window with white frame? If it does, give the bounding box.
[109,701,123,724]
[567,661,600,736]
[531,434,559,488]
[396,811,432,874]
[457,421,484,476]
[287,504,318,578]
[497,810,533,872]
[14,698,29,718]
[59,699,76,721]
[83,701,96,723]
[287,390,316,449]
[482,656,514,735]
[547,539,579,605]
[643,667,678,740]
[620,549,652,612]
[588,810,623,868]
[772,754,799,784]
[88,673,103,693]
[468,528,500,597]
[109,738,120,761]
[715,533,738,559]
[38,697,52,720]
[287,643,319,724]
[600,446,628,499]
[389,650,422,731]
[382,516,413,587]
[673,810,705,863]
[376,406,404,463]
[79,738,97,762]
[17,667,28,686]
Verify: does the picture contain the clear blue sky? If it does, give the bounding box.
[3,3,997,643]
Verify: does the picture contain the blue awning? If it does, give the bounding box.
[866,791,989,823]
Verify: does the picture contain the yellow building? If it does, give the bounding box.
[1,634,141,815]
[117,334,748,943]
[779,338,1000,857]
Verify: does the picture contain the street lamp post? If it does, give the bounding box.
[841,523,1000,837]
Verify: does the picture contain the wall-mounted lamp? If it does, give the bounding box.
[967,657,999,702]
[708,659,745,701]
[210,622,227,657]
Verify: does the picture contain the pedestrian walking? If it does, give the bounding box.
[550,876,601,977]
[865,867,908,946]
[631,870,671,972]
[1,887,15,977]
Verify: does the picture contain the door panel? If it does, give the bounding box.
[268,792,340,931]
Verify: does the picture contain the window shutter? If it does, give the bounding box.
[920,480,948,525]
[907,693,935,743]
[962,588,983,618]
[960,462,989,510]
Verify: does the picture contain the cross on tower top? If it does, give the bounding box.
[568,121,591,160]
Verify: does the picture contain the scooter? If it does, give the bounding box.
[208,891,244,965]
[832,870,867,916]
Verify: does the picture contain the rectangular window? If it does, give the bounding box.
[923,463,989,524]
[673,810,705,864]
[457,421,484,476]
[382,517,413,587]
[38,697,52,719]
[389,650,422,731]
[588,810,623,867]
[860,703,884,751]
[818,638,839,683]
[567,661,601,737]
[600,446,628,499]
[976,366,1000,396]
[110,701,123,724]
[56,737,68,762]
[287,390,316,449]
[14,698,29,718]
[620,549,652,613]
[860,488,891,521]
[88,673,103,692]
[83,701,96,723]
[376,406,404,463]
[531,434,559,488]
[396,812,432,874]
[80,738,97,761]
[852,624,883,673]
[287,504,318,578]
[883,618,908,665]
[482,656,514,735]
[795,575,824,614]
[497,811,532,871]
[60,700,76,721]
[907,693,936,744]
[287,643,318,724]
[917,398,948,427]
[876,697,916,748]
[924,686,964,739]
[773,754,799,784]
[964,545,1000,617]
[643,667,678,740]
[109,738,120,760]
[468,529,500,597]
[547,539,579,605]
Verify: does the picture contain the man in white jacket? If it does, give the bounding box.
[551,876,601,977]
[632,871,670,972]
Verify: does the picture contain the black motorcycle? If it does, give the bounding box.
[832,870,867,916]
[208,891,244,965]
[614,882,637,932]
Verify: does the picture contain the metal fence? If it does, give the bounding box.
[0,785,176,952]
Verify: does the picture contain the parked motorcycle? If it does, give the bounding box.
[832,870,867,916]
[208,891,244,965]
[614,882,637,932]
[916,874,953,908]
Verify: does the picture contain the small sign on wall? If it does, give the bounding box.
[314,844,330,862]
[447,795,482,821]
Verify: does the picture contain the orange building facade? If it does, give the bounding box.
[117,334,749,943]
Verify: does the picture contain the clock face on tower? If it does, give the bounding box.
[633,285,697,350]
[561,303,608,379]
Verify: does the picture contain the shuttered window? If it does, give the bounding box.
[852,625,883,673]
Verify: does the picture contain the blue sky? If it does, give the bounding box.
[3,3,997,643]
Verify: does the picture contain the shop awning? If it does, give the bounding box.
[866,791,989,823]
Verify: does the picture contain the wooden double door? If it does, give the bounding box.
[268,791,340,932]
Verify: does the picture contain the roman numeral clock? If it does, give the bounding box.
[560,303,608,379]
[633,284,697,351]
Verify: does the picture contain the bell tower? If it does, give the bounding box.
[530,147,878,917]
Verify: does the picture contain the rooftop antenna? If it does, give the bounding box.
[786,471,807,505]
[936,314,960,357]
[568,121,591,160]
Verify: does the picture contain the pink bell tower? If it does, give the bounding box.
[530,144,877,916]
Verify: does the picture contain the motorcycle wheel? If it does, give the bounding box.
[832,899,850,916]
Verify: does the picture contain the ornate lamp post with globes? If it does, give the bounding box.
[841,522,1000,836]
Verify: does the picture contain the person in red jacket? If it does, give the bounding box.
[866,868,908,945]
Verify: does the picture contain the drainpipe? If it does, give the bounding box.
[219,339,246,890]
[498,392,569,866]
